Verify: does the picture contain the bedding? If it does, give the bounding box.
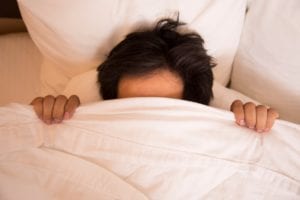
[231,0,300,123]
[0,32,258,110]
[18,0,247,95]
[1,98,299,199]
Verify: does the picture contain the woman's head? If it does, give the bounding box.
[98,17,215,105]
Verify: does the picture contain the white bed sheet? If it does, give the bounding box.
[0,98,299,199]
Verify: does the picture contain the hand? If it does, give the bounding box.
[230,100,279,133]
[30,95,80,125]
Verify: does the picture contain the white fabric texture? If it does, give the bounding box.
[62,69,102,104]
[18,0,247,94]
[210,81,260,110]
[1,98,299,199]
[0,33,42,106]
[231,0,300,123]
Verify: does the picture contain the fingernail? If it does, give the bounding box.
[239,120,245,126]
[64,112,70,120]
[54,119,61,123]
[45,120,52,125]
[256,129,263,133]
[249,126,254,129]
[264,128,270,132]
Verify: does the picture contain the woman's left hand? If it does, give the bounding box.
[230,100,279,133]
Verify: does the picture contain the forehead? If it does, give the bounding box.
[118,68,183,99]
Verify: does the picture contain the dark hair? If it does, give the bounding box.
[97,17,215,105]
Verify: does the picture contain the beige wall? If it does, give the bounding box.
[0,18,27,34]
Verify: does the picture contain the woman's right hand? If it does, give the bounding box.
[30,95,80,125]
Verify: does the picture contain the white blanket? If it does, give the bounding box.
[0,98,299,199]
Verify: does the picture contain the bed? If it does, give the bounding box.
[0,0,299,199]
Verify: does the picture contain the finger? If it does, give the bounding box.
[230,100,245,125]
[64,95,80,120]
[243,102,256,129]
[30,97,44,119]
[265,108,279,132]
[52,95,68,123]
[42,95,55,124]
[255,105,268,133]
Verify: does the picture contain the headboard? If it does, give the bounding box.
[0,0,21,18]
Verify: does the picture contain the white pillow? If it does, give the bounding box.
[210,81,259,111]
[18,0,247,95]
[62,69,101,104]
[231,0,300,123]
